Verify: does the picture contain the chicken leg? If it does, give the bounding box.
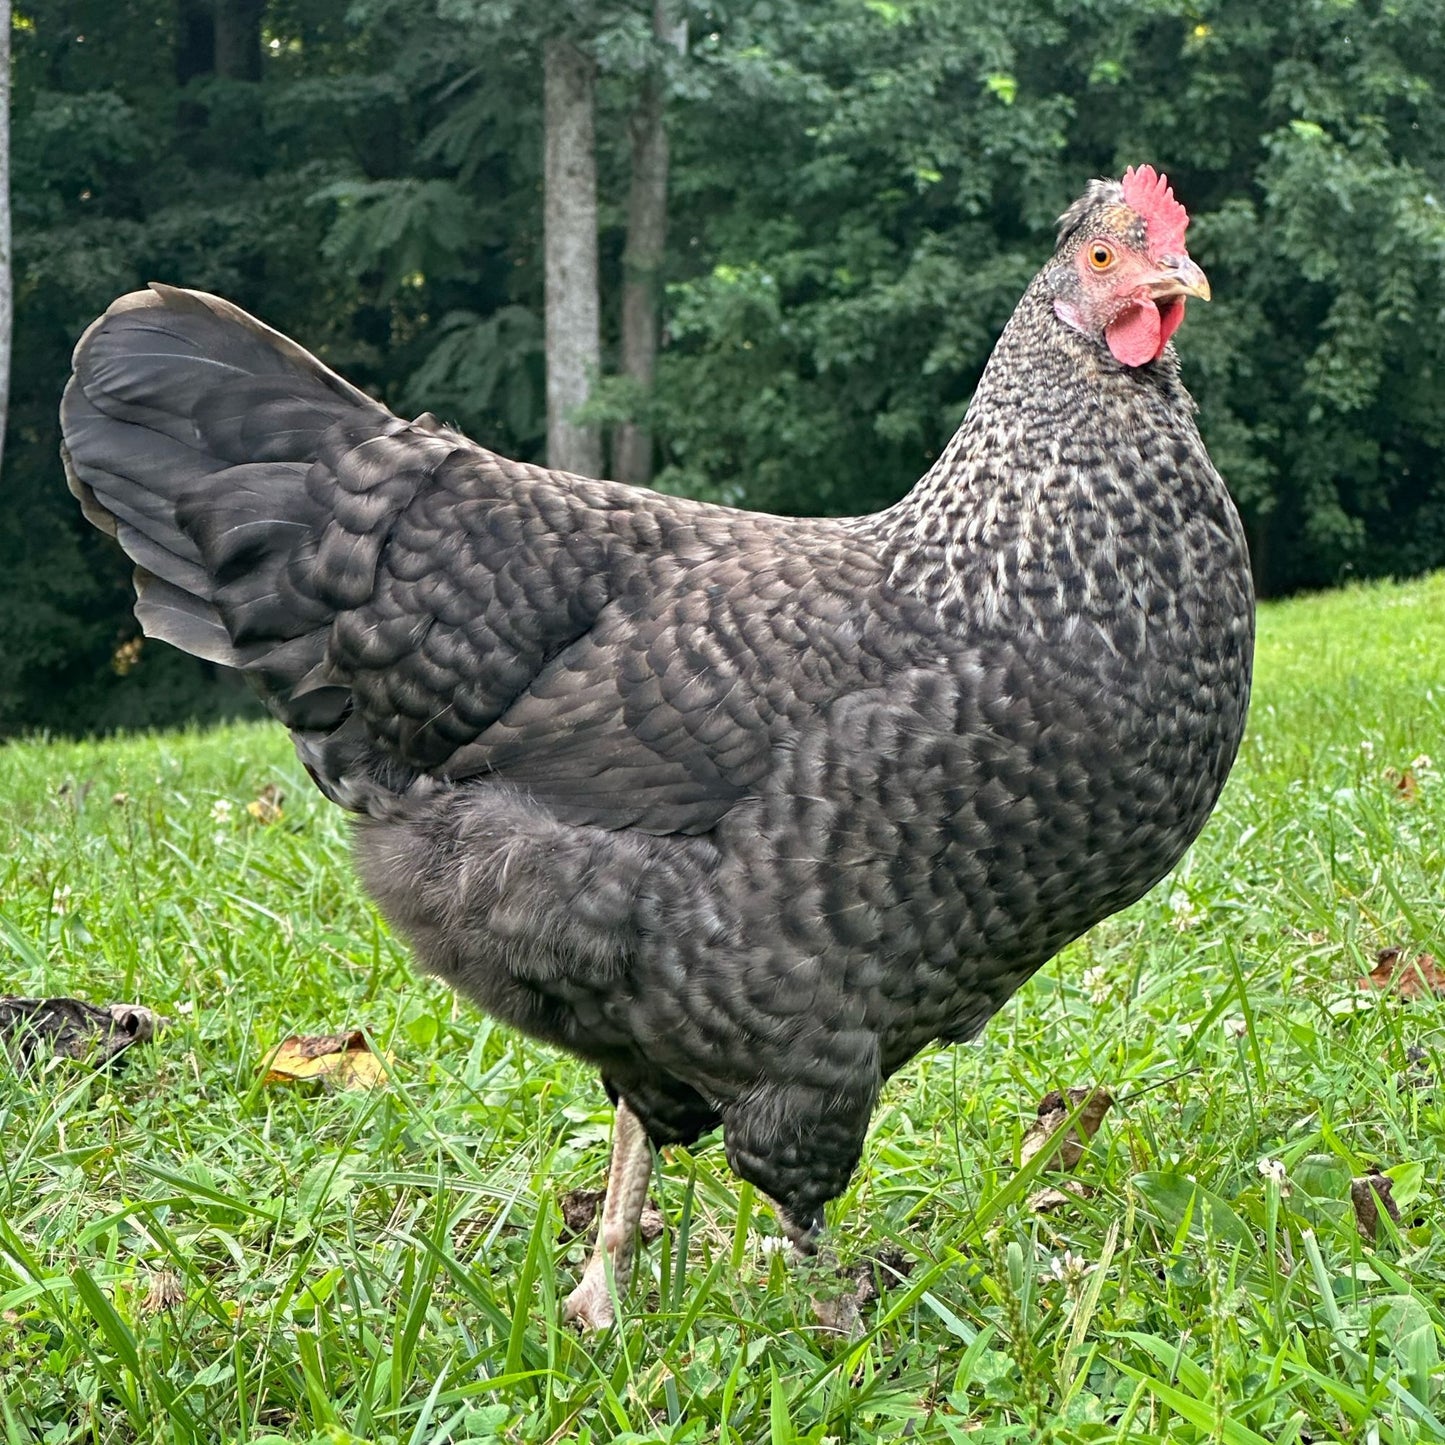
[563,1099,654,1331]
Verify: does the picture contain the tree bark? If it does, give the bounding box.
[614,1,686,487]
[176,0,215,85]
[543,37,602,477]
[215,0,264,82]
[0,0,11,482]
[175,0,215,135]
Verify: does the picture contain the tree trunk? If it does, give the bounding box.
[543,37,602,477]
[614,2,686,487]
[175,0,214,133]
[0,0,11,482]
[176,0,215,84]
[215,0,264,81]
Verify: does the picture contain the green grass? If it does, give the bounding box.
[2,574,1445,1444]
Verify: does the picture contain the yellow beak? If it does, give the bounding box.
[1148,255,1212,303]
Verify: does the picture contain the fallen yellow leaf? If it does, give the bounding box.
[262,1030,390,1090]
[247,783,285,824]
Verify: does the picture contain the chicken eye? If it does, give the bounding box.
[1087,242,1116,271]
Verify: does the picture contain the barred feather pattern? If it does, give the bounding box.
[61,200,1253,1235]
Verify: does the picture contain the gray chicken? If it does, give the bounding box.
[61,166,1253,1329]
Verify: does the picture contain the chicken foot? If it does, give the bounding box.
[563,1098,654,1331]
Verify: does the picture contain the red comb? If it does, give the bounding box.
[1121,165,1189,254]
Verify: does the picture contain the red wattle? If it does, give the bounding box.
[1157,298,1185,347]
[1106,301,1163,367]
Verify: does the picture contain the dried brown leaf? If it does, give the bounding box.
[638,1199,665,1244]
[1385,766,1420,803]
[812,1291,864,1338]
[557,1188,665,1244]
[559,1187,606,1239]
[1361,948,1445,999]
[262,1030,389,1090]
[247,783,285,824]
[1021,1086,1115,1172]
[106,1003,163,1044]
[0,995,167,1070]
[811,1247,913,1339]
[841,1246,914,1307]
[1351,1173,1401,1242]
[1028,1180,1097,1213]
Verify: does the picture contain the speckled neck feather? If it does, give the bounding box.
[875,277,1232,638]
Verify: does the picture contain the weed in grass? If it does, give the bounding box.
[2,575,1445,1442]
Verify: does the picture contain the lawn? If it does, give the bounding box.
[2,574,1444,1445]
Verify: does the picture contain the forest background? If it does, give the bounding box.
[2,0,1443,733]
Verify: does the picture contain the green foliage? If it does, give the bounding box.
[315,178,479,297]
[400,305,545,445]
[4,0,1445,729]
[3,575,1445,1440]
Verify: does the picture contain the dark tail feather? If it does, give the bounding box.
[61,284,398,731]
